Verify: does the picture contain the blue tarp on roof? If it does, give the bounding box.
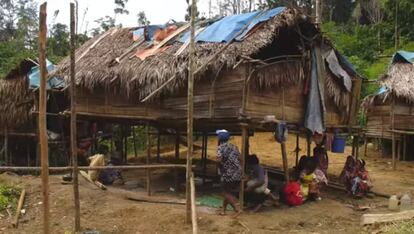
[187,7,285,43]
[392,50,414,64]
[28,59,64,89]
[377,86,388,95]
[196,11,259,43]
[236,7,285,40]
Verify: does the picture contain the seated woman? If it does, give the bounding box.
[299,158,328,201]
[340,155,371,198]
[245,154,278,212]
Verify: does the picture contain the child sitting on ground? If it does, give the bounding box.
[299,158,328,201]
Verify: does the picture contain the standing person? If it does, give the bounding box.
[216,129,243,217]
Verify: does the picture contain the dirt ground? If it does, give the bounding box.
[1,133,413,234]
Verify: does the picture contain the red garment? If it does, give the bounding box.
[283,182,303,206]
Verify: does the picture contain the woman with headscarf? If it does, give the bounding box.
[216,129,243,217]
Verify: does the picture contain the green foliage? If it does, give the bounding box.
[0,185,20,211]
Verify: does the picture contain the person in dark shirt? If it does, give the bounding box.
[216,129,243,217]
[245,154,278,212]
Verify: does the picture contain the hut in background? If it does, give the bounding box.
[0,59,67,166]
[364,51,414,163]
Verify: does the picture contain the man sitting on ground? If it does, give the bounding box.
[245,154,279,212]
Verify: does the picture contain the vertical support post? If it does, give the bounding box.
[27,145,30,166]
[4,129,8,165]
[295,132,300,166]
[306,132,311,157]
[146,125,152,196]
[403,135,407,161]
[391,97,396,170]
[174,130,180,192]
[201,133,206,185]
[240,124,248,210]
[190,173,198,234]
[70,3,81,232]
[157,129,161,163]
[186,0,197,226]
[355,134,360,160]
[281,142,290,182]
[397,140,401,161]
[132,126,138,159]
[124,125,128,163]
[38,3,50,233]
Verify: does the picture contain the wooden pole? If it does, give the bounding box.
[306,132,311,157]
[281,142,290,182]
[395,0,399,50]
[397,140,401,161]
[132,126,138,159]
[186,0,196,225]
[391,97,396,170]
[190,173,198,234]
[4,129,8,165]
[70,3,81,232]
[295,132,299,166]
[202,133,207,185]
[315,0,321,24]
[175,131,180,159]
[240,124,248,210]
[38,3,50,233]
[403,135,407,161]
[146,125,152,196]
[157,129,161,163]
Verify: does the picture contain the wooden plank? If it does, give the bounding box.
[361,210,414,225]
[38,3,50,234]
[70,3,81,232]
[146,125,152,196]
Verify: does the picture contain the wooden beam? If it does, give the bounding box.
[146,125,152,196]
[186,0,196,226]
[280,141,290,182]
[403,135,407,161]
[38,3,50,234]
[157,129,161,163]
[391,97,396,170]
[190,173,198,234]
[70,3,81,232]
[132,126,138,159]
[361,210,414,226]
[295,132,300,166]
[4,129,8,165]
[240,124,248,210]
[0,164,190,172]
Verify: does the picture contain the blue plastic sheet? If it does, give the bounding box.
[180,7,285,43]
[377,86,388,95]
[28,60,64,89]
[392,50,414,64]
[236,7,285,40]
[196,11,259,43]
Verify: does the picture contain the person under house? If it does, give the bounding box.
[245,154,279,212]
[216,129,243,217]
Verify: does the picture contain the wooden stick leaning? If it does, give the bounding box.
[12,189,26,228]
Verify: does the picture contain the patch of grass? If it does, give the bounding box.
[381,220,414,234]
[0,184,21,211]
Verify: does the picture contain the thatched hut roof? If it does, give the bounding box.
[381,62,414,102]
[50,7,316,98]
[0,59,35,130]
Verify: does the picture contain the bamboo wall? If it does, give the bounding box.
[366,96,414,139]
[76,64,359,129]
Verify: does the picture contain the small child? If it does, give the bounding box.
[299,158,328,201]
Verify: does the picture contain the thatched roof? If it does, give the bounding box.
[50,7,314,99]
[381,62,414,102]
[0,60,34,130]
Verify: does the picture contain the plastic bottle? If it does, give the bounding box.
[388,195,399,211]
[400,194,411,211]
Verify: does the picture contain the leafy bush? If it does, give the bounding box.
[0,185,21,211]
